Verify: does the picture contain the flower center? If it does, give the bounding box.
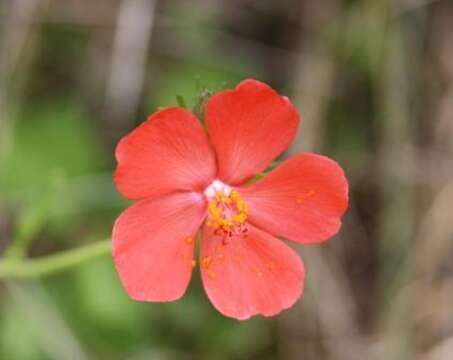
[204,180,248,237]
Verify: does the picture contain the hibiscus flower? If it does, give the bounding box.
[112,79,348,320]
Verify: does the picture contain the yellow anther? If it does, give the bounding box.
[231,191,239,200]
[208,202,221,217]
[233,212,247,224]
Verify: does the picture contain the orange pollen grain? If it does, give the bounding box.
[296,189,316,204]
[185,236,194,245]
[207,270,216,280]
[202,256,212,268]
[191,260,197,268]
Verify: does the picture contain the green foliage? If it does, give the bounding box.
[0,101,122,247]
[0,101,105,193]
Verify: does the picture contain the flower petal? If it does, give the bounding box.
[240,153,349,244]
[114,107,216,200]
[205,79,299,185]
[200,223,305,320]
[112,192,206,301]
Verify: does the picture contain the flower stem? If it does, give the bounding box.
[0,239,111,279]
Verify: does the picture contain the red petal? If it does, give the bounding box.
[112,192,206,301]
[200,223,305,320]
[240,153,349,244]
[114,107,216,200]
[205,79,299,185]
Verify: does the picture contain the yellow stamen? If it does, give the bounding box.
[207,190,248,233]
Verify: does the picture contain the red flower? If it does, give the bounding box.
[112,79,348,320]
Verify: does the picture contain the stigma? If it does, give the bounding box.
[204,180,249,237]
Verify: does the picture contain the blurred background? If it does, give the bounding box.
[1,0,453,359]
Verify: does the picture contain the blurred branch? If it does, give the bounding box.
[414,1,453,355]
[103,0,156,142]
[0,0,44,161]
[423,335,453,360]
[290,3,339,152]
[375,0,415,330]
[305,248,369,360]
[0,239,110,279]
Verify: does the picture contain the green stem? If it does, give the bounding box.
[0,239,111,279]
